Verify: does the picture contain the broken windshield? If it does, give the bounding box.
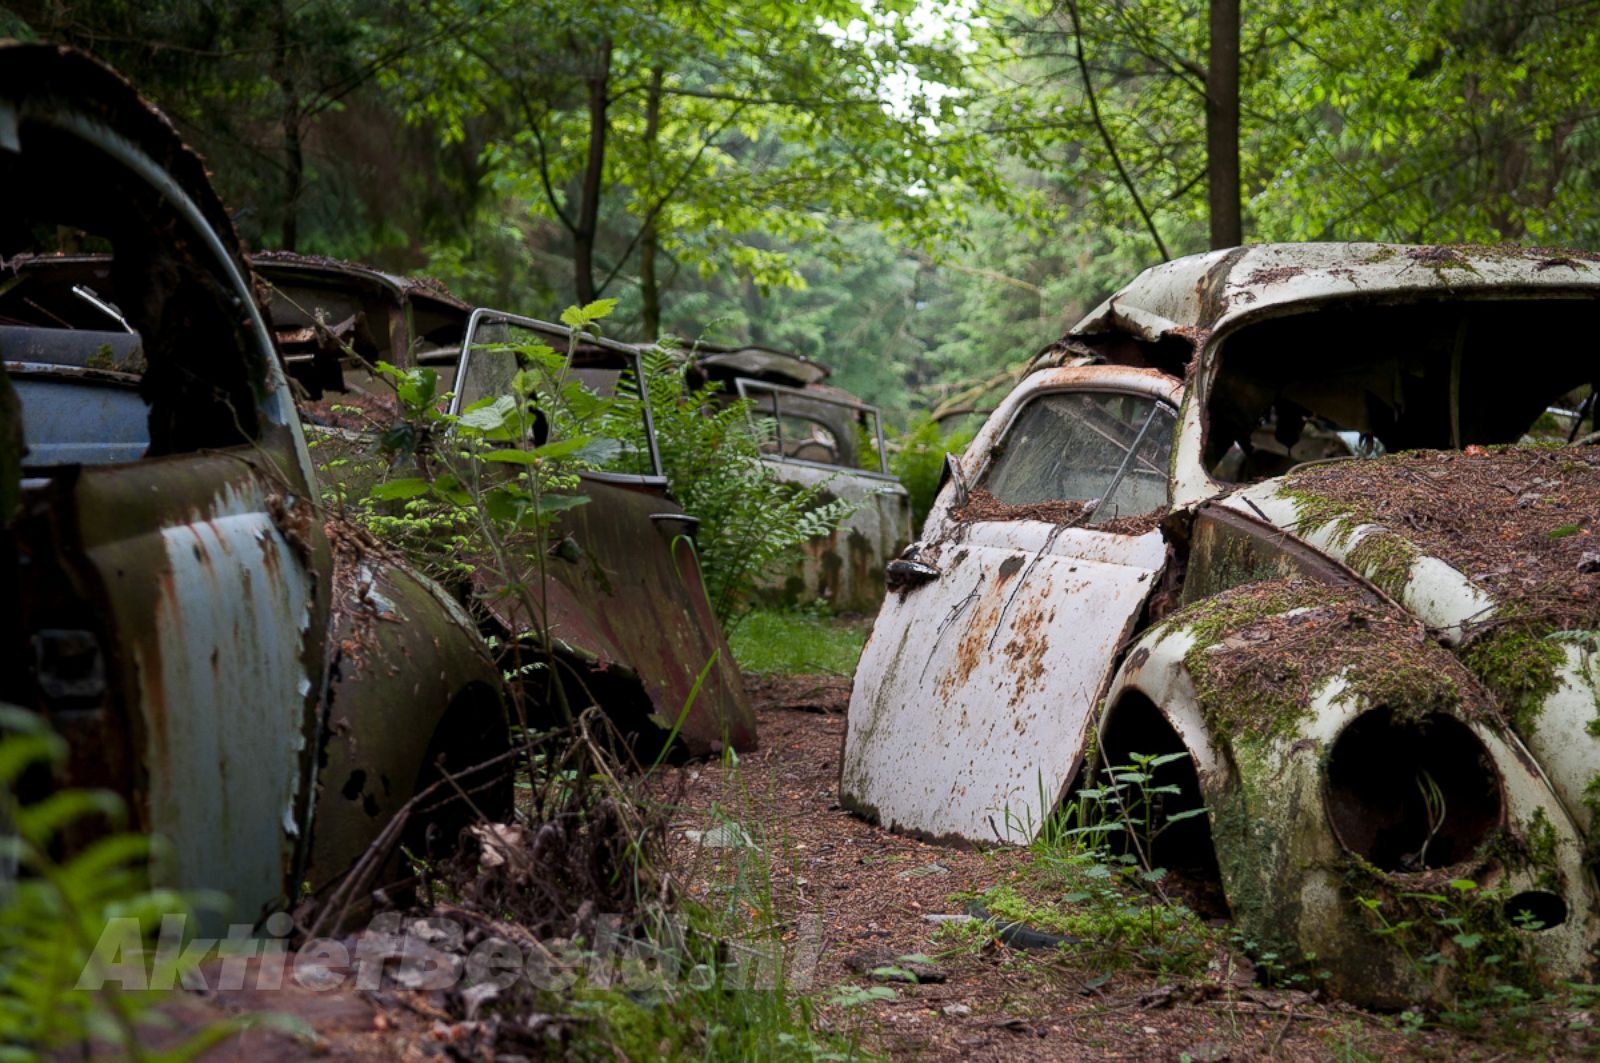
[1206,297,1598,482]
[979,390,1174,525]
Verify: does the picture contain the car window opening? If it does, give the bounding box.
[3,145,263,464]
[1207,298,1599,483]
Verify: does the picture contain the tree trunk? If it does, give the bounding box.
[573,38,613,306]
[639,67,664,340]
[273,0,303,251]
[1206,0,1241,249]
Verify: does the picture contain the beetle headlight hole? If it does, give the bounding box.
[1325,709,1503,872]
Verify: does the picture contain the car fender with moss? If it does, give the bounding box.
[841,242,1600,1003]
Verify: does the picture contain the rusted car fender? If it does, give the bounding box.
[1101,595,1600,1006]
[305,524,511,889]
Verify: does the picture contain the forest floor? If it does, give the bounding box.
[169,630,1599,1060]
[660,675,1524,1062]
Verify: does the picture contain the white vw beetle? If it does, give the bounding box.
[842,243,1600,1004]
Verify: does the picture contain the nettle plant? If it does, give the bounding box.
[361,299,630,722]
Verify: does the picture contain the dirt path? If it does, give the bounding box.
[662,676,1525,1061]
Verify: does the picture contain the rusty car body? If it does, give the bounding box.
[253,254,755,754]
[689,344,913,612]
[0,45,511,928]
[841,243,1600,1003]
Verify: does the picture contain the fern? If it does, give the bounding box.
[634,345,858,624]
[0,705,244,1060]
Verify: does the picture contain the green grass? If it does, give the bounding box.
[728,607,870,675]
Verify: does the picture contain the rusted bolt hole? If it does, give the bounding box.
[1504,890,1567,930]
[1325,709,1502,872]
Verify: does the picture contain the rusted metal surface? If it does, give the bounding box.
[307,521,509,889]
[2,45,509,930]
[256,263,754,754]
[843,245,1600,998]
[510,477,756,755]
[757,458,913,614]
[449,309,752,753]
[842,367,1182,841]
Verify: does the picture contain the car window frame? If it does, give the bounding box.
[970,383,1180,516]
[733,377,895,480]
[448,307,667,487]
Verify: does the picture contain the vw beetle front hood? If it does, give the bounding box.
[1218,443,1600,831]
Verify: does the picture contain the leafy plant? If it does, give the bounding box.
[970,753,1218,979]
[0,706,241,1060]
[636,342,856,624]
[888,416,976,530]
[1356,877,1548,1023]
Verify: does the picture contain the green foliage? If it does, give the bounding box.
[727,607,869,676]
[0,706,238,1061]
[1355,877,1556,1025]
[887,417,975,530]
[970,753,1217,980]
[1462,624,1565,738]
[637,345,856,623]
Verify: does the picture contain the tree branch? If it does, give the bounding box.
[596,102,749,296]
[1061,0,1170,261]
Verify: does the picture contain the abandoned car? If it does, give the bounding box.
[0,45,512,928]
[253,254,756,755]
[689,344,913,612]
[841,242,1600,1003]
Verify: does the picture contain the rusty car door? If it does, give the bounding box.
[841,367,1182,843]
[0,47,331,927]
[450,311,755,753]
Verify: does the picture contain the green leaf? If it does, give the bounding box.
[561,298,618,328]
[371,477,431,501]
[457,395,516,432]
[479,448,547,465]
[537,494,590,515]
[16,789,124,844]
[573,436,623,465]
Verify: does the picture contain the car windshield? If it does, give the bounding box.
[737,380,887,474]
[1206,297,1598,483]
[979,390,1175,524]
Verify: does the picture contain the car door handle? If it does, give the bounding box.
[885,558,941,590]
[650,512,700,537]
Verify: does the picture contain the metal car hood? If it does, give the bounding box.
[475,474,755,756]
[1218,447,1600,642]
[1218,447,1600,835]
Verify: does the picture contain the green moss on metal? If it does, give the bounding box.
[1278,482,1368,545]
[1345,531,1418,600]
[1168,579,1467,741]
[1523,807,1562,893]
[1461,623,1564,739]
[1584,773,1600,823]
